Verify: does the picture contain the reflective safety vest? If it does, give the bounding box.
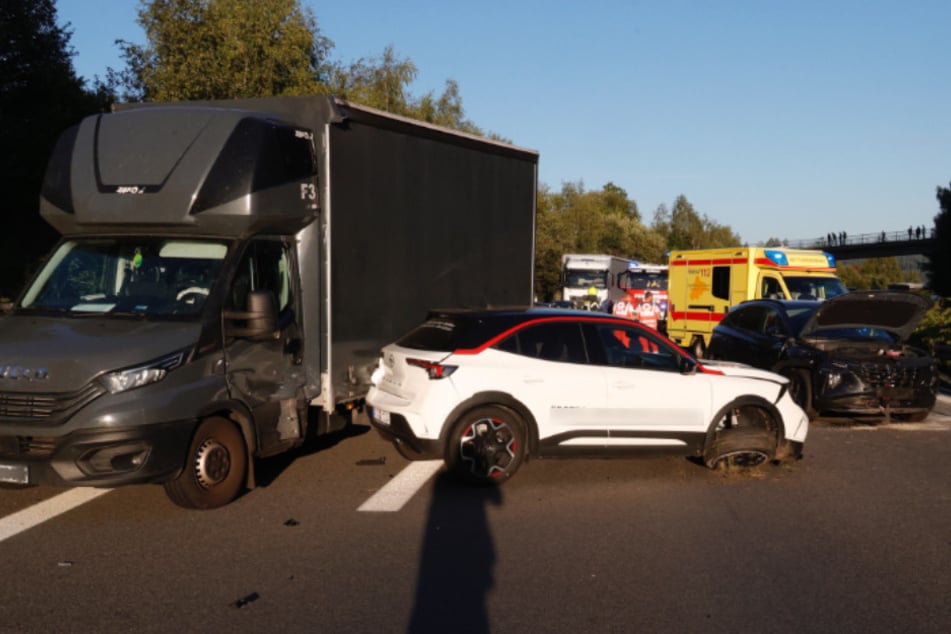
[636,302,660,330]
[613,299,634,319]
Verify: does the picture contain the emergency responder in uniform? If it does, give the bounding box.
[635,291,660,330]
[613,293,635,319]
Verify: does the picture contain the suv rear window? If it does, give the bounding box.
[396,315,473,351]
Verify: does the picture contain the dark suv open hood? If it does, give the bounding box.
[800,291,932,341]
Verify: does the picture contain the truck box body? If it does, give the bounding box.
[0,96,537,507]
[666,246,846,357]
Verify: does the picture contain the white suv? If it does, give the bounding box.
[367,308,808,484]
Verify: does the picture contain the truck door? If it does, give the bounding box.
[729,261,749,307]
[758,274,786,299]
[223,237,307,456]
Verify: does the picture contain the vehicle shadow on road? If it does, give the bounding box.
[408,472,502,634]
[253,419,371,489]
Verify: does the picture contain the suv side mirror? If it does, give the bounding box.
[679,355,698,375]
[223,290,278,341]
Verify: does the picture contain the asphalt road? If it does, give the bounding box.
[1,397,949,633]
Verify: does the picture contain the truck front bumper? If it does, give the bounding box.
[0,420,196,487]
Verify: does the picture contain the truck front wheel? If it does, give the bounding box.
[165,416,248,509]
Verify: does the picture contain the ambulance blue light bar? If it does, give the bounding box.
[764,250,788,266]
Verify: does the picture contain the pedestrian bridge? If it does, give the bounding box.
[785,229,935,260]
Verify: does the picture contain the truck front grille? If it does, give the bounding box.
[0,383,105,424]
[0,435,57,458]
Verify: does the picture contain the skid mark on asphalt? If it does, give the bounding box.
[358,460,444,512]
[0,488,112,543]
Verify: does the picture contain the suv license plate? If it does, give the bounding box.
[0,463,29,485]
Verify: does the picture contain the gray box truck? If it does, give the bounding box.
[0,96,537,508]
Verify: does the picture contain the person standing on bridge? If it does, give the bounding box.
[909,226,913,239]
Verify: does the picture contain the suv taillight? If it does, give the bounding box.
[407,358,457,379]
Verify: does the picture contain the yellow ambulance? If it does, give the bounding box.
[667,247,847,357]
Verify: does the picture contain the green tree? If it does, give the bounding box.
[600,182,640,220]
[836,257,919,290]
[0,0,108,293]
[657,195,741,251]
[533,182,666,301]
[117,1,488,137]
[923,181,951,296]
[327,46,486,135]
[118,0,332,101]
[836,263,866,290]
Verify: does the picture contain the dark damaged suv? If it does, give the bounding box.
[707,291,938,421]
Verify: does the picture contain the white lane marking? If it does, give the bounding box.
[0,488,112,543]
[358,460,443,512]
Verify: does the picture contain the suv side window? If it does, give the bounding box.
[496,322,588,364]
[730,305,768,333]
[593,323,681,371]
[762,306,787,336]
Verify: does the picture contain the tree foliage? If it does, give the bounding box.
[117,1,489,135]
[326,46,486,135]
[0,0,108,292]
[923,181,951,296]
[651,195,742,251]
[534,183,724,301]
[118,0,331,100]
[836,257,921,290]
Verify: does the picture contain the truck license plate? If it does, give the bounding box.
[0,462,29,485]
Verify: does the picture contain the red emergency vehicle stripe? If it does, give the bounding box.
[668,310,727,322]
[671,256,833,272]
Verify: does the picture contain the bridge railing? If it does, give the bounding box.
[786,228,935,250]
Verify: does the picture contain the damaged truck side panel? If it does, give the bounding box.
[0,96,538,508]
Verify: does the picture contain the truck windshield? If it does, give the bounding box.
[564,270,607,288]
[20,237,229,319]
[619,271,668,291]
[783,276,848,301]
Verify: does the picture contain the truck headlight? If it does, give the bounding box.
[100,351,186,394]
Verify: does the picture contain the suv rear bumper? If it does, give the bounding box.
[368,408,442,458]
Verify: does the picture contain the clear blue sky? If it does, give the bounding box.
[57,0,950,246]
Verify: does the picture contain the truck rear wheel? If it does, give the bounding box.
[165,416,247,509]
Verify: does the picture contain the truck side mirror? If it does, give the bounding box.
[223,290,279,341]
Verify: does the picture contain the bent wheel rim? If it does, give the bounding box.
[459,417,517,478]
[717,449,769,468]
